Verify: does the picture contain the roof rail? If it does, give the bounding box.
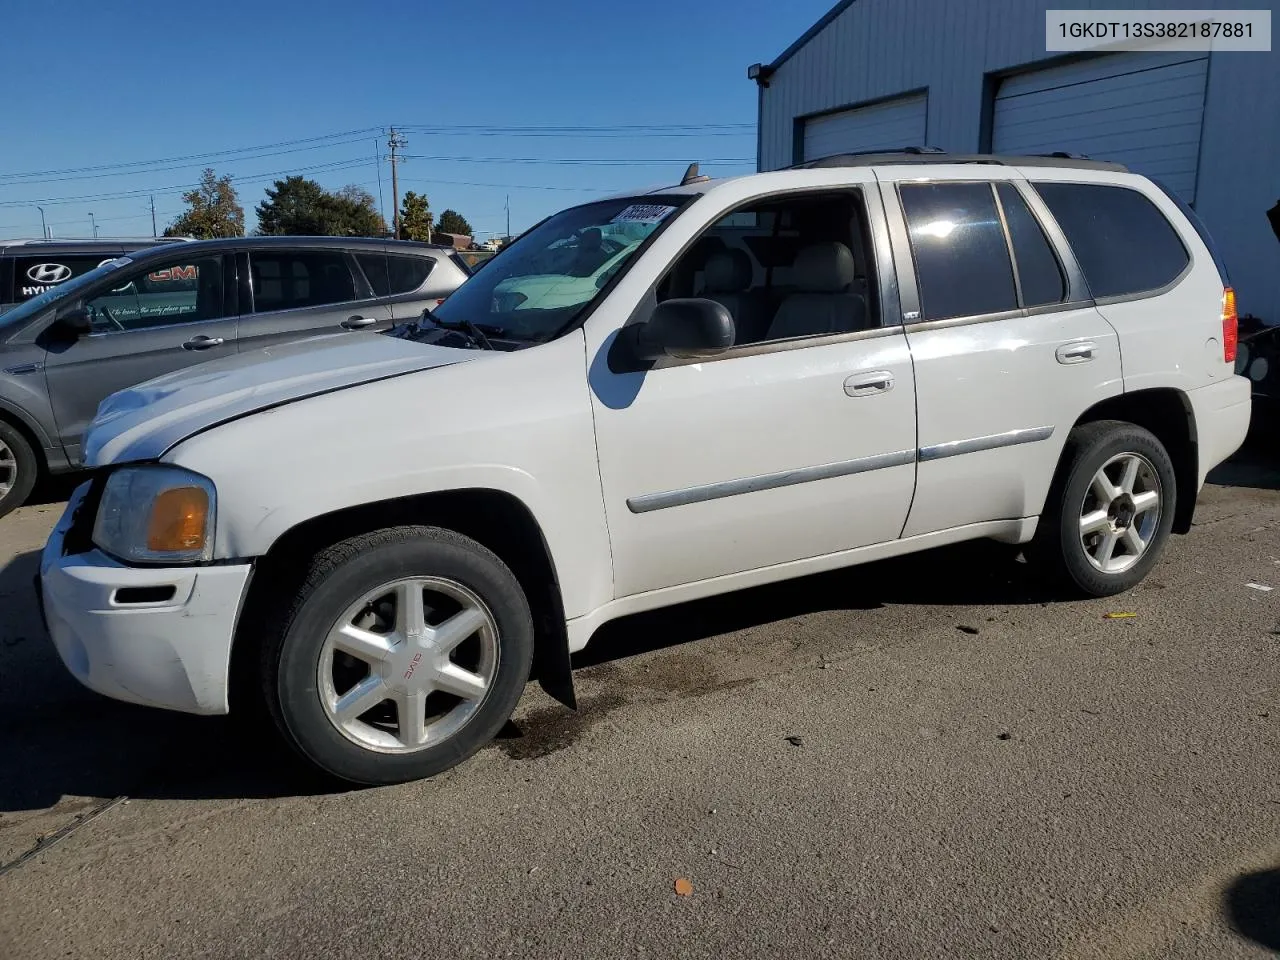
[0,236,190,246]
[790,150,1128,172]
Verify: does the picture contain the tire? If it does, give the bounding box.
[0,420,38,520]
[1034,420,1177,598]
[260,525,534,785]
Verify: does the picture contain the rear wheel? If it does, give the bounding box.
[0,421,38,520]
[1035,420,1176,597]
[261,526,534,785]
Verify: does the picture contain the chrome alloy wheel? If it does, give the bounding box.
[0,439,15,499]
[1078,452,1162,574]
[317,577,499,754]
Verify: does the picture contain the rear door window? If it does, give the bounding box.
[1032,182,1189,299]
[355,253,391,297]
[899,182,1018,321]
[386,254,433,294]
[995,183,1065,308]
[249,250,358,312]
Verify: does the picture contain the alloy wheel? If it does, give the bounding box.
[1078,452,1162,574]
[317,576,498,754]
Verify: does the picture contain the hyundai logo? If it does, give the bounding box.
[26,263,73,284]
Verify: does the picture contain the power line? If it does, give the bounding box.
[0,127,383,183]
[0,136,380,187]
[0,157,374,208]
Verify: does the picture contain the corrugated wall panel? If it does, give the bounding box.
[802,94,928,161]
[993,55,1208,201]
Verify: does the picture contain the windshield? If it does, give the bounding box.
[0,257,133,331]
[427,196,687,342]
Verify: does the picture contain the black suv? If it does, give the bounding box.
[0,238,197,314]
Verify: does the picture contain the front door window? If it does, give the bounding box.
[83,256,225,333]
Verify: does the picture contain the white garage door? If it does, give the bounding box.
[993,53,1209,202]
[802,93,928,163]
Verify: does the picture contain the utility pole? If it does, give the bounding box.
[150,195,157,237]
[89,213,97,238]
[388,127,407,240]
[505,194,510,243]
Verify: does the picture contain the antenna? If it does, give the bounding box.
[680,162,710,186]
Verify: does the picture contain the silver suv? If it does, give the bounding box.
[0,236,470,516]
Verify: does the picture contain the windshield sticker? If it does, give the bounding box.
[610,204,677,224]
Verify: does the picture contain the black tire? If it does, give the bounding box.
[1034,420,1177,598]
[0,420,38,520]
[260,525,534,785]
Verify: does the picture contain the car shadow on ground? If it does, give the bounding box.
[2,436,1277,810]
[1224,867,1280,952]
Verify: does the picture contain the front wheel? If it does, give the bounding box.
[261,526,534,785]
[0,421,38,520]
[1035,420,1177,597]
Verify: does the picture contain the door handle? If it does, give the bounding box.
[342,315,378,330]
[1056,340,1097,364]
[182,336,224,350]
[844,371,895,397]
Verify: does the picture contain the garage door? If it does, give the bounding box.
[802,93,928,163]
[992,53,1209,202]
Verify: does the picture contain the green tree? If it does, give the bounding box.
[399,191,433,241]
[255,178,387,237]
[255,176,331,235]
[329,185,387,237]
[435,209,473,237]
[166,168,244,239]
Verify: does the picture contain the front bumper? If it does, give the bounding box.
[39,483,252,715]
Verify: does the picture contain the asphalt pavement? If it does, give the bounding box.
[1,436,1277,960]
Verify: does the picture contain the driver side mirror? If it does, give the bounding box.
[54,305,92,338]
[627,298,735,362]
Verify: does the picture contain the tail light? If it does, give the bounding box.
[1222,286,1238,363]
[434,298,447,308]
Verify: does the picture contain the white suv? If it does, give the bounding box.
[38,153,1251,784]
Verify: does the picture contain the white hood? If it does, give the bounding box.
[84,332,478,466]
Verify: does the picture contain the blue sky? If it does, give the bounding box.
[0,0,831,239]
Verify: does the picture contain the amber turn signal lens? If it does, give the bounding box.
[1221,286,1238,363]
[146,486,210,552]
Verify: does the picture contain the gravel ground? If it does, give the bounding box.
[1,441,1277,960]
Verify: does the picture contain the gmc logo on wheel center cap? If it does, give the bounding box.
[26,263,72,284]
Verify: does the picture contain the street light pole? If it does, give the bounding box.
[89,213,98,238]
[35,206,48,239]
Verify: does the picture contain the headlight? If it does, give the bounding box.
[92,465,216,564]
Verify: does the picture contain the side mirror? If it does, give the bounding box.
[55,305,92,338]
[629,298,735,362]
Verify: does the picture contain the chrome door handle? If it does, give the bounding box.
[182,336,224,350]
[342,315,378,330]
[844,371,895,396]
[1056,340,1097,364]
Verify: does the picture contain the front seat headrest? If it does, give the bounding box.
[703,249,752,293]
[793,242,855,293]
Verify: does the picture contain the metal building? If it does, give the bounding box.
[752,0,1280,324]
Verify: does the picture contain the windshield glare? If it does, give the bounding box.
[430,197,685,341]
[0,257,133,331]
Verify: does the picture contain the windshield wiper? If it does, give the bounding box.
[423,309,496,350]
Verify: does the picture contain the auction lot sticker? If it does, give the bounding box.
[611,204,678,224]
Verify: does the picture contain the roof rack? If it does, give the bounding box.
[790,149,1128,172]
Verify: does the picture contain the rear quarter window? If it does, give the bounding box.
[1033,182,1189,300]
